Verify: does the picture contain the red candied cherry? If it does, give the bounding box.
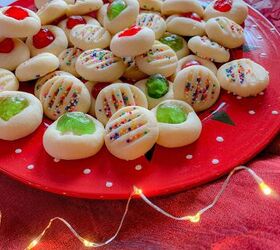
[4,6,29,20]
[119,25,142,37]
[66,16,87,29]
[33,28,55,49]
[181,12,202,22]
[181,60,201,69]
[0,38,15,53]
[91,82,110,99]
[213,0,232,12]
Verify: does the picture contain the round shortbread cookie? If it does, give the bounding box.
[205,17,244,49]
[26,25,68,57]
[105,106,159,160]
[70,24,111,50]
[103,0,140,34]
[39,75,91,120]
[96,3,108,26]
[217,58,269,97]
[95,83,148,125]
[75,49,126,82]
[66,0,103,16]
[135,74,174,109]
[0,69,19,92]
[135,41,178,77]
[204,0,248,25]
[166,13,205,37]
[110,26,155,57]
[188,36,230,63]
[0,6,41,38]
[15,53,59,82]
[58,47,83,77]
[136,12,166,39]
[0,38,30,71]
[151,100,202,148]
[0,91,43,141]
[36,0,68,25]
[35,0,48,9]
[173,65,221,111]
[43,112,105,160]
[138,0,162,12]
[159,33,189,59]
[161,0,204,16]
[122,57,147,81]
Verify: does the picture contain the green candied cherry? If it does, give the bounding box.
[0,96,29,121]
[107,0,127,21]
[56,112,96,136]
[156,103,187,124]
[159,33,184,52]
[146,74,169,99]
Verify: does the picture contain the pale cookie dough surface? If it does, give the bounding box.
[103,0,140,34]
[15,53,59,82]
[135,41,178,77]
[95,83,148,125]
[173,65,220,111]
[70,24,111,50]
[39,75,91,120]
[35,0,48,9]
[0,91,43,141]
[151,100,202,148]
[66,0,103,16]
[43,112,105,160]
[138,0,162,12]
[97,3,108,26]
[188,36,230,63]
[105,106,159,160]
[26,25,68,57]
[136,12,166,39]
[37,0,68,25]
[0,6,41,38]
[161,0,204,16]
[217,58,269,97]
[110,26,155,57]
[0,38,30,71]
[166,14,205,37]
[76,49,126,82]
[0,69,19,92]
[122,57,147,81]
[204,0,248,25]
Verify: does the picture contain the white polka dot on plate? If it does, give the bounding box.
[248,110,256,115]
[83,169,91,175]
[216,136,224,143]
[15,148,22,154]
[272,111,279,115]
[106,181,113,188]
[212,159,219,165]
[236,96,242,100]
[27,164,34,170]
[186,154,193,160]
[53,158,60,163]
[135,164,142,171]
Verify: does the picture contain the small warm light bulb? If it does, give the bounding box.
[27,239,39,249]
[186,213,201,223]
[259,182,272,196]
[83,239,93,247]
[133,186,143,196]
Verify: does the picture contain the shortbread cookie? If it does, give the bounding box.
[135,41,178,77]
[97,3,108,26]
[136,12,166,39]
[70,24,111,50]
[159,33,189,59]
[35,0,48,9]
[138,0,162,12]
[0,91,43,141]
[188,36,230,63]
[110,26,155,57]
[122,57,147,81]
[58,48,83,77]
[26,25,68,57]
[173,65,220,111]
[0,38,30,71]
[0,69,19,92]
[76,49,126,82]
[104,0,140,34]
[15,53,59,82]
[217,58,269,97]
[105,106,159,160]
[205,17,244,49]
[161,0,204,17]
[43,112,105,160]
[39,75,91,120]
[37,0,68,25]
[166,13,205,36]
[151,100,202,148]
[0,6,41,38]
[204,0,248,25]
[66,0,103,16]
[135,74,174,109]
[34,71,73,98]
[95,83,148,124]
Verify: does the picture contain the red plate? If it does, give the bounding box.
[0,1,280,199]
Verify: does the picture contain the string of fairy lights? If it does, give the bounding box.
[19,166,275,249]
